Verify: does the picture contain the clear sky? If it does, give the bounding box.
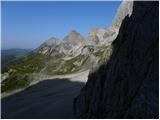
[2,1,121,49]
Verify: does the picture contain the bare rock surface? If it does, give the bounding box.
[74,1,159,118]
[112,1,133,28]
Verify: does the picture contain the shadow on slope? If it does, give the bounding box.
[74,1,159,118]
[2,78,85,119]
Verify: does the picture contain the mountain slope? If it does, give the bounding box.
[1,1,136,98]
[74,1,159,118]
[1,31,88,95]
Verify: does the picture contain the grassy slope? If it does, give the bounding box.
[2,52,51,93]
[1,53,86,93]
[46,54,88,75]
[2,45,113,93]
[94,45,113,64]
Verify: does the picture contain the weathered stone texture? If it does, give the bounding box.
[74,1,159,118]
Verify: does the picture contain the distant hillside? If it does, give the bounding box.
[1,48,31,68]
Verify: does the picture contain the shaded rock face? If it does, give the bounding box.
[74,1,159,119]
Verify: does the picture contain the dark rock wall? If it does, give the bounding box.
[74,1,159,118]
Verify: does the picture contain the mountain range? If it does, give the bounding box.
[1,1,159,119]
[1,1,126,95]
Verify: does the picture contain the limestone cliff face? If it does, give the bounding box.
[112,1,133,28]
[87,1,133,47]
[74,1,159,118]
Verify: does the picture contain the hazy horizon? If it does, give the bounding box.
[2,1,121,49]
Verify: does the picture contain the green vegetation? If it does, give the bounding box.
[1,45,113,94]
[2,52,52,93]
[2,53,86,93]
[8,53,51,74]
[2,74,29,93]
[94,45,113,65]
[61,55,88,73]
[94,50,104,57]
[46,55,85,75]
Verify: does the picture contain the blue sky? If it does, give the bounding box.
[2,1,121,49]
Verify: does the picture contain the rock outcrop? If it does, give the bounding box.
[74,1,159,119]
[63,30,85,46]
[37,30,85,56]
[37,37,62,56]
[87,28,117,46]
[112,1,133,28]
[62,30,85,56]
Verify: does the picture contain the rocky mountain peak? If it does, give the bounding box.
[112,1,133,28]
[88,28,99,33]
[86,1,133,47]
[45,37,61,46]
[87,28,101,45]
[63,30,85,46]
[70,30,81,35]
[36,37,61,55]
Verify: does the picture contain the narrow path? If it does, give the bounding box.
[1,70,89,118]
